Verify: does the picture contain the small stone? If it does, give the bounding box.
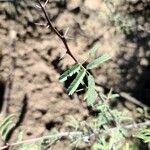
[140,58,149,66]
[146,51,150,57]
[33,111,43,120]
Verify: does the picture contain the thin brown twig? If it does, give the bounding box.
[120,92,148,108]
[0,131,82,150]
[36,0,78,63]
[96,82,149,108]
[97,92,120,127]
[0,120,149,150]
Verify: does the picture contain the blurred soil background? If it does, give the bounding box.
[0,0,149,149]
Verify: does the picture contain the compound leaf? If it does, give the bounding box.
[17,130,24,142]
[88,44,100,56]
[85,75,97,106]
[86,54,111,69]
[0,114,15,141]
[2,123,14,141]
[59,64,80,82]
[67,69,86,95]
[135,128,150,143]
[65,116,79,130]
[0,114,14,130]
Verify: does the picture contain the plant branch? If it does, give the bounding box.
[120,92,148,108]
[36,0,78,63]
[97,92,120,127]
[0,120,149,150]
[0,131,82,150]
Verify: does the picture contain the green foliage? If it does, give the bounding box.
[69,134,82,147]
[0,44,147,150]
[41,131,59,150]
[86,54,111,70]
[93,126,128,150]
[0,114,15,141]
[111,12,135,34]
[59,45,111,97]
[84,75,97,106]
[135,128,150,143]
[0,2,148,149]
[18,144,40,150]
[67,69,86,95]
[102,0,135,34]
[93,136,110,150]
[108,93,119,100]
[136,107,150,119]
[114,111,133,123]
[88,44,100,56]
[59,64,80,82]
[57,42,149,149]
[65,116,80,130]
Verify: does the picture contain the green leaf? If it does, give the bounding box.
[108,93,120,101]
[0,114,14,130]
[65,116,79,130]
[109,127,126,149]
[135,128,150,143]
[67,69,86,95]
[86,54,111,69]
[59,64,80,82]
[93,136,109,150]
[2,123,14,141]
[0,114,15,141]
[124,143,130,150]
[108,94,120,99]
[70,134,82,148]
[17,130,24,142]
[88,44,100,56]
[18,144,39,150]
[85,75,97,106]
[111,110,133,123]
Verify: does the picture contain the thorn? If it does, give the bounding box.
[35,23,48,27]
[44,0,49,7]
[35,4,41,9]
[65,36,74,40]
[46,25,50,28]
[36,0,49,9]
[64,27,70,37]
[59,49,67,60]
[63,27,73,40]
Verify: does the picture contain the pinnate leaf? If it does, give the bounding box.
[86,54,111,69]
[59,64,80,82]
[67,69,86,95]
[88,44,100,56]
[0,114,15,141]
[135,129,150,143]
[85,75,97,106]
